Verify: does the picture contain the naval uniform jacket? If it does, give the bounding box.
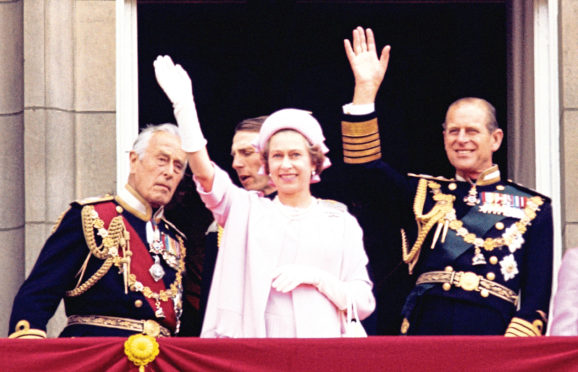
[341,111,553,336]
[8,185,186,337]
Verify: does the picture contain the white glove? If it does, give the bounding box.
[153,55,207,152]
[272,264,348,310]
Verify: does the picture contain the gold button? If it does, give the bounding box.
[448,183,457,191]
[495,222,505,230]
[444,266,454,272]
[480,289,490,298]
[486,272,496,281]
[116,206,124,214]
[134,300,143,308]
[496,185,505,191]
[165,224,169,229]
[442,283,451,291]
[489,256,498,265]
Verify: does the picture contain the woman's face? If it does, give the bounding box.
[267,130,314,198]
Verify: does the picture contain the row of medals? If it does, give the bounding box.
[148,231,180,320]
[148,233,179,283]
[462,184,517,267]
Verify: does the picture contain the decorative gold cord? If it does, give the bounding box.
[67,205,186,311]
[82,205,127,260]
[402,179,455,267]
[402,179,543,269]
[66,258,114,297]
[446,196,543,252]
[66,205,128,296]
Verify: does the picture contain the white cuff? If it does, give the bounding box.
[342,102,375,116]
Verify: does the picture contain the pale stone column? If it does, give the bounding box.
[74,1,117,198]
[18,0,116,337]
[0,0,24,338]
[22,0,76,337]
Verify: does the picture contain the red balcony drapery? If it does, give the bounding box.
[2,336,578,372]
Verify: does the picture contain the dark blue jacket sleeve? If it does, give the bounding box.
[9,206,88,334]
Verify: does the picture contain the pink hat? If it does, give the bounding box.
[254,108,331,183]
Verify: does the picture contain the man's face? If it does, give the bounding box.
[129,131,187,208]
[231,130,270,191]
[443,103,503,180]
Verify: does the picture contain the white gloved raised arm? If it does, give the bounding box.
[153,55,207,153]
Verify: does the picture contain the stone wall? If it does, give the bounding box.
[1,0,116,338]
[0,0,25,339]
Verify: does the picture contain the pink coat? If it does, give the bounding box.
[550,247,578,335]
[198,165,375,338]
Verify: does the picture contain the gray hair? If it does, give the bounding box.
[132,123,181,159]
[442,97,499,133]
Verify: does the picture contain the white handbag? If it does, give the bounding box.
[341,297,367,338]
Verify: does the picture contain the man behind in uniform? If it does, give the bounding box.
[9,124,189,338]
[340,26,553,336]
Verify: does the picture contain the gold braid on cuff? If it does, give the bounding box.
[342,119,381,164]
[505,317,543,337]
[8,320,47,339]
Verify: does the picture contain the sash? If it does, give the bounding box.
[94,202,177,330]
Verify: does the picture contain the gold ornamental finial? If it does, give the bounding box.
[124,334,159,372]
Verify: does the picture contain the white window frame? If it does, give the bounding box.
[533,0,562,327]
[116,0,139,192]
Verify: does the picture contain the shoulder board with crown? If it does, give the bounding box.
[160,217,187,239]
[318,199,349,215]
[72,194,115,207]
[504,179,552,203]
[407,173,455,182]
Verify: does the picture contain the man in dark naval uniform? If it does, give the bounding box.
[9,124,189,338]
[340,27,553,336]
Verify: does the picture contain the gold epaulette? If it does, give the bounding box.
[407,173,455,182]
[54,195,114,236]
[73,194,115,206]
[504,317,544,337]
[341,118,381,164]
[160,217,186,239]
[8,320,47,339]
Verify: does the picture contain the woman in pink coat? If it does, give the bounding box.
[550,247,578,335]
[154,56,375,338]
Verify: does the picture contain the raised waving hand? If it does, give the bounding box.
[154,55,214,190]
[344,27,391,105]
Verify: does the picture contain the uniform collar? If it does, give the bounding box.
[455,164,501,186]
[116,184,164,222]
